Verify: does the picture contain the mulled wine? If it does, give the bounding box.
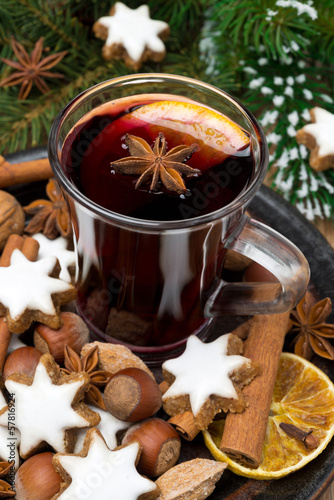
[61,94,255,352]
[62,97,254,221]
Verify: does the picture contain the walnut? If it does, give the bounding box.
[0,190,25,251]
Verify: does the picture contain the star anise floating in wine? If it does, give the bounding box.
[61,345,112,410]
[0,37,67,100]
[24,178,71,239]
[111,133,200,194]
[289,291,334,360]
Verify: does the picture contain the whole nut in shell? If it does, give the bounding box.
[0,190,25,251]
[15,452,62,500]
[104,367,162,422]
[3,346,42,381]
[122,418,181,477]
[33,312,90,364]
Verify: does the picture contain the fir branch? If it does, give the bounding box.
[147,0,205,31]
[315,9,334,61]
[71,0,205,33]
[1,0,333,221]
[16,0,88,53]
[163,43,236,93]
[209,0,321,60]
[0,64,112,154]
[239,54,334,220]
[0,3,19,45]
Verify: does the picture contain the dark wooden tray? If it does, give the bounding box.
[6,146,334,500]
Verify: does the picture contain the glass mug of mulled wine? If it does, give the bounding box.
[48,74,309,363]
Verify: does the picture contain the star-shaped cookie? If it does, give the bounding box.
[33,233,76,283]
[0,391,20,470]
[93,2,170,70]
[0,249,76,333]
[296,107,334,171]
[53,428,159,500]
[74,405,130,453]
[162,334,260,429]
[5,354,100,459]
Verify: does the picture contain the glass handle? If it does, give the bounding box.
[205,215,310,316]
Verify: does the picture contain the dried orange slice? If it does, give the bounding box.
[113,100,250,171]
[203,353,334,479]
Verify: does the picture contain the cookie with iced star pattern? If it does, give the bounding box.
[52,428,159,500]
[4,354,100,459]
[74,405,130,453]
[93,2,170,70]
[296,107,334,171]
[0,249,76,333]
[162,334,260,429]
[33,233,76,283]
[0,391,20,470]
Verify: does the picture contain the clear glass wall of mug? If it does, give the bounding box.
[48,74,309,363]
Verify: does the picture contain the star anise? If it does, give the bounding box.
[289,291,334,360]
[61,345,112,410]
[0,462,15,498]
[24,177,72,239]
[111,133,200,194]
[0,37,67,100]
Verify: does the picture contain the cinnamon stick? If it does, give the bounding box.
[0,234,40,374]
[21,237,40,262]
[0,234,39,266]
[0,234,24,266]
[0,155,53,188]
[168,411,200,441]
[220,312,290,467]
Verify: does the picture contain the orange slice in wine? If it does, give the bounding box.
[113,100,250,171]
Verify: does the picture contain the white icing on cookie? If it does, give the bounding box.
[5,361,92,457]
[56,431,156,500]
[33,233,76,283]
[98,2,169,63]
[0,249,74,319]
[162,334,251,416]
[303,107,334,158]
[74,405,130,453]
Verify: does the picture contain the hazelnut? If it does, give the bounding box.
[0,190,25,251]
[33,312,89,364]
[104,367,162,422]
[122,418,181,477]
[3,347,42,381]
[15,452,62,500]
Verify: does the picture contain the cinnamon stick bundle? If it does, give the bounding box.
[0,234,40,375]
[0,155,53,188]
[220,312,290,467]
